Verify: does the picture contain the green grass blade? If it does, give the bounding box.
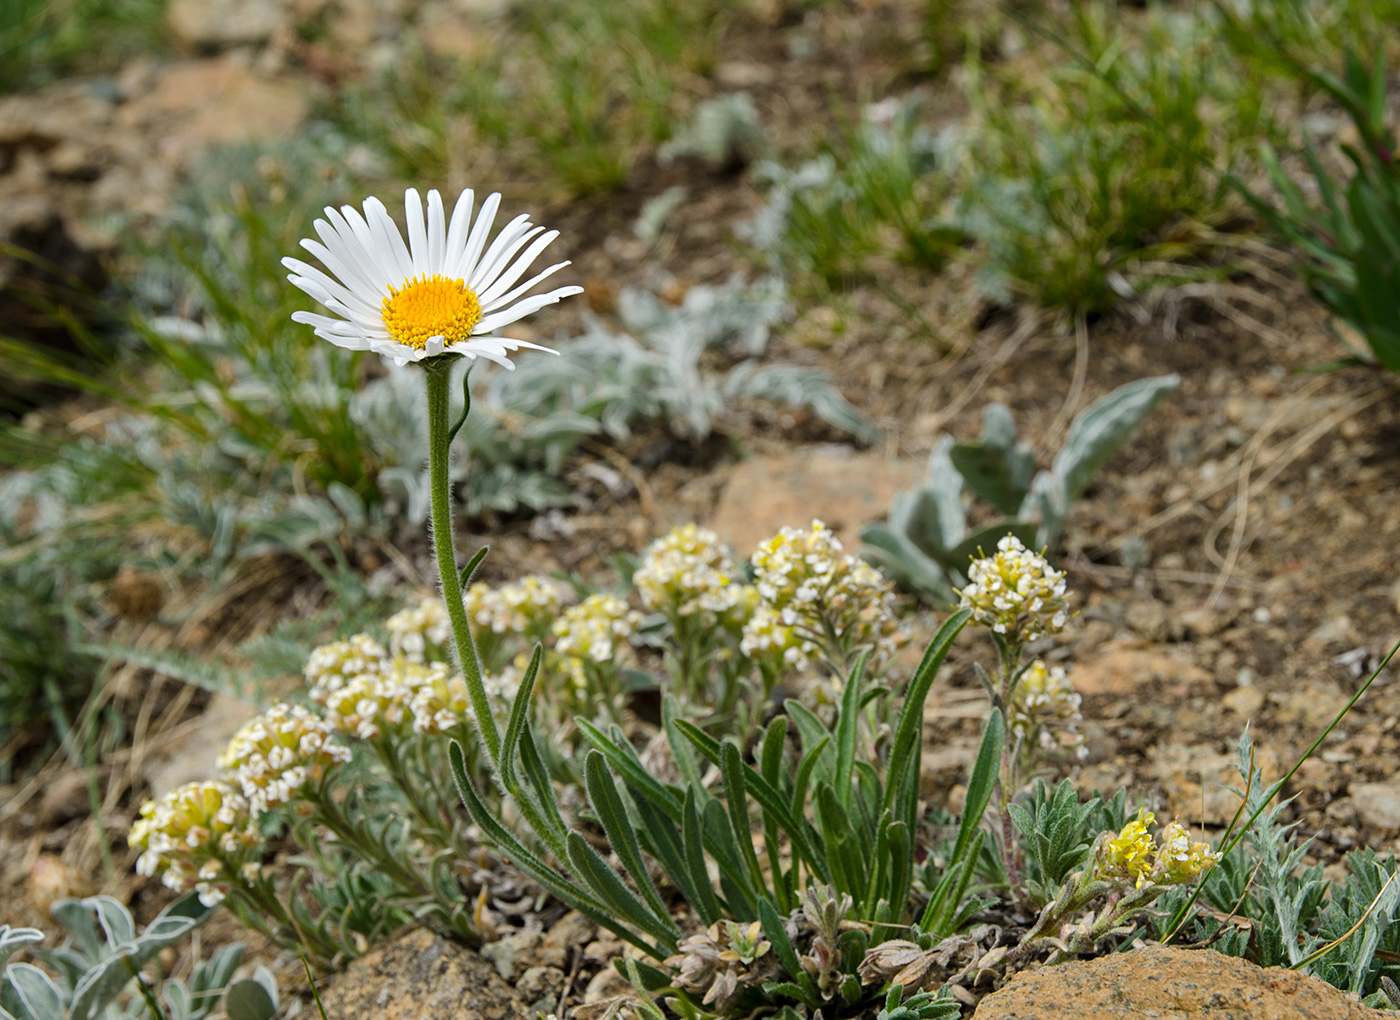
[585,751,675,931]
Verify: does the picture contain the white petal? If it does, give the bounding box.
[284,258,382,319]
[474,285,584,334]
[477,229,560,306]
[310,220,385,296]
[444,189,475,267]
[469,216,534,291]
[404,188,428,277]
[297,240,388,314]
[364,197,414,282]
[335,205,396,282]
[426,190,446,274]
[452,192,501,280]
[480,260,571,314]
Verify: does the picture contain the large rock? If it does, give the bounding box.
[317,928,529,1020]
[707,449,921,555]
[974,944,1385,1019]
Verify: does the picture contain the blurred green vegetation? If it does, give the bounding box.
[332,0,734,197]
[0,0,169,93]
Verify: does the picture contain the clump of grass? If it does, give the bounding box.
[334,0,733,197]
[746,93,962,293]
[0,0,168,93]
[957,2,1266,313]
[1216,0,1400,88]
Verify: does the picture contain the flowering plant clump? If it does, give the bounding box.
[552,593,644,708]
[635,523,751,624]
[1010,659,1086,765]
[304,633,389,700]
[464,574,574,670]
[129,781,259,906]
[1100,808,1159,889]
[219,703,351,816]
[741,519,908,673]
[385,596,453,664]
[958,534,1068,641]
[320,672,413,741]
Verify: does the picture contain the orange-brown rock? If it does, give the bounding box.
[317,928,528,1020]
[974,944,1385,1019]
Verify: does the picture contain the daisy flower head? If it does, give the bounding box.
[283,188,583,367]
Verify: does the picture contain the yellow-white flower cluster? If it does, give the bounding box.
[464,574,573,636]
[407,663,474,735]
[304,633,388,700]
[385,596,452,663]
[219,704,351,816]
[634,524,752,625]
[740,520,906,669]
[321,673,412,740]
[553,593,642,665]
[959,534,1069,641]
[1156,821,1223,884]
[1011,660,1086,759]
[1096,809,1221,890]
[128,780,259,906]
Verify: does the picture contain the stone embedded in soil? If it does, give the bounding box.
[707,449,922,555]
[142,694,255,797]
[1070,640,1214,697]
[168,0,286,50]
[1348,777,1400,832]
[316,927,528,1020]
[973,944,1386,1019]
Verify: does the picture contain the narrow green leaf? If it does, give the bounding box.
[792,734,831,816]
[703,796,757,915]
[498,644,542,798]
[448,741,666,959]
[633,793,703,917]
[566,833,679,949]
[675,720,829,884]
[664,694,706,797]
[759,898,817,1007]
[721,741,767,897]
[585,752,674,932]
[579,719,682,818]
[886,609,972,826]
[683,789,723,926]
[834,649,869,812]
[519,723,565,836]
[457,545,489,590]
[760,717,788,787]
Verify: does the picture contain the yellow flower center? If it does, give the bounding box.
[381,274,482,349]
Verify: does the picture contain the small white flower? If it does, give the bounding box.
[284,188,583,367]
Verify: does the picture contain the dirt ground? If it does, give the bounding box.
[3,0,1399,1012]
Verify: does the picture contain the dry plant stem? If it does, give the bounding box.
[424,356,499,764]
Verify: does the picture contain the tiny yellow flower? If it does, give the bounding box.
[1103,808,1157,889]
[1156,821,1222,884]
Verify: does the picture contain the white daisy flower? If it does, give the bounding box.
[283,188,583,367]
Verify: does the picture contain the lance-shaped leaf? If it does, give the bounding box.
[1046,374,1180,506]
